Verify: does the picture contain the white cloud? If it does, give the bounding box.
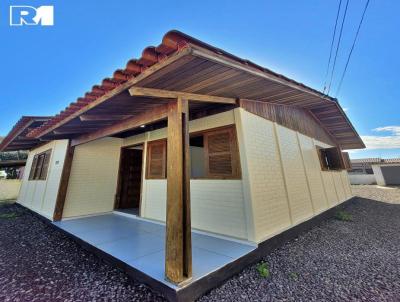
[360,126,400,150]
[342,107,349,112]
[373,126,400,136]
[345,149,360,154]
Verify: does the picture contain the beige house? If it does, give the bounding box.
[1,31,364,299]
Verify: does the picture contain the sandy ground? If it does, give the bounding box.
[352,185,400,204]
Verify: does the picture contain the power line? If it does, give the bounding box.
[327,0,350,95]
[323,0,343,94]
[336,0,370,97]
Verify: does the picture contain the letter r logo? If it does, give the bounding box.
[10,5,54,26]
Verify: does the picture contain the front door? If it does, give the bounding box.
[116,147,143,211]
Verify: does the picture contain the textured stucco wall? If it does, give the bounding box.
[62,137,122,218]
[17,140,69,219]
[235,108,353,243]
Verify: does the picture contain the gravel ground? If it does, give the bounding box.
[1,194,399,302]
[0,203,166,302]
[352,185,400,204]
[200,198,400,301]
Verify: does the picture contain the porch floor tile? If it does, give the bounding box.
[53,213,255,288]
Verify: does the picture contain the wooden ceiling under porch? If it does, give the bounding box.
[25,31,364,150]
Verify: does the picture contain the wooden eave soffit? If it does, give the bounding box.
[128,87,237,104]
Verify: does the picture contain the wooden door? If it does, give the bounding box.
[117,148,143,209]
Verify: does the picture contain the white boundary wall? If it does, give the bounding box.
[348,174,376,185]
[0,180,21,200]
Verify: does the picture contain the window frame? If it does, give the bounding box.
[201,126,241,179]
[28,149,52,181]
[144,125,242,180]
[317,146,346,171]
[145,139,167,179]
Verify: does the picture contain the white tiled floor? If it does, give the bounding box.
[53,213,255,288]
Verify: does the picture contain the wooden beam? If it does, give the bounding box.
[165,97,192,284]
[5,145,33,150]
[15,136,37,141]
[71,104,168,146]
[79,114,131,121]
[53,128,100,135]
[129,87,237,104]
[0,160,27,168]
[7,141,35,145]
[36,47,192,138]
[53,142,75,221]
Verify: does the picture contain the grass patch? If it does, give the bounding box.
[289,272,299,281]
[256,262,270,278]
[335,210,353,222]
[0,200,16,206]
[0,212,20,219]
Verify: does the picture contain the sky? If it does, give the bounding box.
[0,0,399,159]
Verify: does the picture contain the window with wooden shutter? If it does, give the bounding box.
[146,140,166,179]
[341,151,352,171]
[204,127,241,178]
[28,149,52,181]
[39,149,52,180]
[317,146,345,171]
[34,154,44,179]
[28,155,38,180]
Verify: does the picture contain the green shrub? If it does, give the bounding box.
[335,210,353,221]
[0,212,20,219]
[256,262,270,278]
[289,272,299,281]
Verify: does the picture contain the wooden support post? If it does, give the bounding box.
[165,97,192,284]
[53,142,75,221]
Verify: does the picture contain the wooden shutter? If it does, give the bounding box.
[317,147,345,170]
[204,127,240,178]
[326,147,345,170]
[28,155,38,180]
[39,149,52,180]
[342,151,352,170]
[146,140,166,179]
[317,148,329,170]
[34,154,45,180]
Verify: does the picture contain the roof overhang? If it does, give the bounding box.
[0,116,52,152]
[25,30,364,149]
[0,159,27,168]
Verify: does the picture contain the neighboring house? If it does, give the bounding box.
[349,158,400,185]
[0,31,364,299]
[0,117,51,200]
[0,117,51,179]
[372,160,400,186]
[350,158,380,175]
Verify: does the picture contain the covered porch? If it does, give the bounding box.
[25,30,364,291]
[53,212,255,289]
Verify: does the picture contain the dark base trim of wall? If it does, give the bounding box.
[16,198,356,302]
